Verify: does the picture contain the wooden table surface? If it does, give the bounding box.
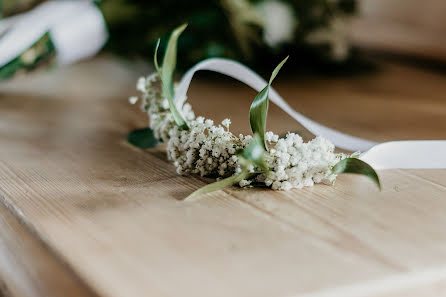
[0,58,445,297]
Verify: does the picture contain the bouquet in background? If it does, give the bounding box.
[101,0,367,73]
[0,0,370,80]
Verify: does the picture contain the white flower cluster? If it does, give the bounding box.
[167,117,252,176]
[131,73,348,190]
[260,132,345,190]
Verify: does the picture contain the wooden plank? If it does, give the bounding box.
[0,199,99,297]
[0,60,445,297]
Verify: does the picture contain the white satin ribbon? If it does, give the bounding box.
[175,58,446,169]
[0,1,107,67]
[359,141,446,170]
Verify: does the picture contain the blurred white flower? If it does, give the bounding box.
[221,118,231,130]
[306,17,351,61]
[128,96,138,104]
[136,77,147,92]
[256,0,298,48]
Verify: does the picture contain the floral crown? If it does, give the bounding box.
[129,24,380,201]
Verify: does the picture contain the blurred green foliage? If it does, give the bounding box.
[100,0,371,74]
[0,0,372,76]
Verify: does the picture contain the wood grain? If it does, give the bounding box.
[0,201,99,297]
[0,58,445,297]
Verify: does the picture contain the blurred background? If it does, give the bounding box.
[1,0,446,78]
[0,0,445,141]
[1,3,446,296]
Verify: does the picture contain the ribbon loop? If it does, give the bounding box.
[176,58,446,169]
[176,58,377,152]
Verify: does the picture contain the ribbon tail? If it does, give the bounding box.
[359,141,446,169]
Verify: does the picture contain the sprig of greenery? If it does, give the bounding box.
[184,169,250,202]
[130,25,189,148]
[158,24,189,129]
[239,133,268,172]
[249,56,288,150]
[184,133,267,201]
[332,157,381,190]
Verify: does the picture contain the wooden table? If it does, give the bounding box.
[0,58,445,297]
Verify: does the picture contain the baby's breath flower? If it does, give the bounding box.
[239,179,252,187]
[132,72,349,190]
[128,96,138,104]
[222,118,231,130]
[265,131,279,142]
[137,77,147,92]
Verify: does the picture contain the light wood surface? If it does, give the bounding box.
[0,203,99,297]
[0,58,445,297]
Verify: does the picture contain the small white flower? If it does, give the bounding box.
[137,77,147,92]
[128,96,138,104]
[239,179,252,187]
[222,118,231,129]
[162,99,169,109]
[265,131,279,142]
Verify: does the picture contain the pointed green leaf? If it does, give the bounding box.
[249,86,268,150]
[127,128,160,149]
[161,24,189,129]
[249,56,288,150]
[184,169,249,201]
[332,157,381,190]
[269,56,289,84]
[239,133,268,172]
[153,38,161,75]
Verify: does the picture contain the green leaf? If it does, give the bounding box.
[184,170,249,201]
[239,133,268,172]
[161,24,189,129]
[153,38,161,75]
[249,56,288,150]
[269,56,289,84]
[127,128,160,149]
[332,157,381,190]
